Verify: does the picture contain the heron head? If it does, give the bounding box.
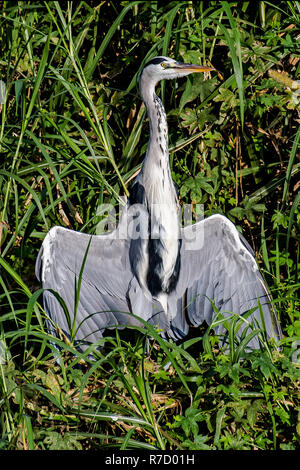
[139,56,214,98]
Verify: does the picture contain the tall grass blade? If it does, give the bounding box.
[286,192,300,252]
[72,237,93,342]
[23,415,35,450]
[161,4,181,103]
[220,2,245,128]
[86,1,141,81]
[282,126,300,203]
[0,255,31,297]
[23,27,51,131]
[261,211,270,271]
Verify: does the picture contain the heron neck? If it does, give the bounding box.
[139,83,179,212]
[143,90,169,168]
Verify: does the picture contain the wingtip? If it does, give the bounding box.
[35,226,60,283]
[35,244,43,282]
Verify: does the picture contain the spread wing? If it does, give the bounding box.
[35,224,154,350]
[168,214,282,349]
[36,213,282,352]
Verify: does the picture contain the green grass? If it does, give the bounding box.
[0,1,299,450]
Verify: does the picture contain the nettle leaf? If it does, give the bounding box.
[269,249,294,267]
[251,353,280,379]
[274,406,291,425]
[181,50,204,65]
[44,370,63,401]
[43,431,82,450]
[68,368,85,387]
[180,174,214,203]
[251,203,266,212]
[246,399,265,429]
[180,108,199,133]
[245,209,257,224]
[227,400,248,421]
[214,87,239,112]
[177,407,207,438]
[190,186,202,203]
[260,93,282,108]
[272,210,289,228]
[182,434,211,450]
[180,106,216,133]
[180,75,216,110]
[197,108,216,129]
[228,207,244,220]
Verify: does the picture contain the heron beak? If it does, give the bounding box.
[175,63,215,73]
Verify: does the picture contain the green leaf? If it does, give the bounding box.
[43,431,83,450]
[182,434,211,450]
[247,399,265,429]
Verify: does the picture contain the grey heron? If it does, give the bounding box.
[35,56,282,352]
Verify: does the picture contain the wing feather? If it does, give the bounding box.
[36,214,282,352]
[36,225,151,349]
[168,214,281,348]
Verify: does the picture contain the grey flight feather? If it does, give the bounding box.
[168,214,282,348]
[36,213,281,350]
[35,223,156,349]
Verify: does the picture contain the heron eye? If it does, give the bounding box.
[161,62,167,68]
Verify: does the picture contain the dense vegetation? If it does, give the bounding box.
[0,1,299,450]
